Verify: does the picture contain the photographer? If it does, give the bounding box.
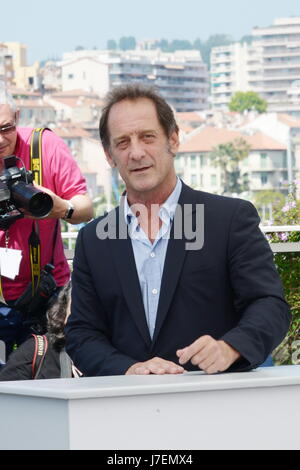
[0,89,93,361]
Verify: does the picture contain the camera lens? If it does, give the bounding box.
[29,192,53,218]
[10,181,53,218]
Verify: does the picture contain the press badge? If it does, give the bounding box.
[0,248,23,280]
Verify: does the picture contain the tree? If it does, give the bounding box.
[229,91,268,114]
[119,36,136,51]
[169,39,193,51]
[107,40,117,50]
[210,138,251,195]
[156,39,169,51]
[240,35,252,44]
[254,190,286,209]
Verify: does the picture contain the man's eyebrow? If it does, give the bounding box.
[0,121,14,127]
[113,129,157,143]
[113,135,130,144]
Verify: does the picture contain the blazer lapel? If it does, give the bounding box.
[108,204,152,348]
[151,184,197,347]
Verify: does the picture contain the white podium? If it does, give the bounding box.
[0,365,300,450]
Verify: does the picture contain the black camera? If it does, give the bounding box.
[15,263,58,333]
[0,155,53,230]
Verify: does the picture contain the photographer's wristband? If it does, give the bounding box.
[62,201,75,220]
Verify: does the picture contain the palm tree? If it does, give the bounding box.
[210,138,251,195]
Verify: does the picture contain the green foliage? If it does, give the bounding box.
[210,138,251,195]
[119,36,136,51]
[229,91,268,114]
[108,35,235,67]
[240,35,252,44]
[266,188,300,365]
[254,190,286,209]
[107,39,117,50]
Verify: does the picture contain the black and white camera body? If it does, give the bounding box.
[0,155,53,230]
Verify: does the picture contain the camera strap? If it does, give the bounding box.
[28,128,47,295]
[29,221,41,296]
[29,127,56,295]
[30,127,48,186]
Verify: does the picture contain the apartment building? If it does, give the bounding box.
[61,49,209,112]
[16,99,56,127]
[0,44,14,88]
[211,42,253,109]
[211,17,300,116]
[53,124,107,200]
[44,90,104,124]
[250,17,300,115]
[176,126,288,196]
[3,42,40,89]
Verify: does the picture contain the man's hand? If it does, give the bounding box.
[126,357,185,375]
[22,184,93,223]
[20,183,67,220]
[176,336,241,375]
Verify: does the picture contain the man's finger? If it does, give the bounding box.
[177,336,212,365]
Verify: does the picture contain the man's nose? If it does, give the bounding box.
[129,140,146,160]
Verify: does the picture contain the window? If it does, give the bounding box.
[261,173,268,185]
[191,174,198,187]
[260,153,267,169]
[190,155,197,169]
[199,154,205,168]
[211,175,217,187]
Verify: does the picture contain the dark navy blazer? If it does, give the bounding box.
[66,183,290,376]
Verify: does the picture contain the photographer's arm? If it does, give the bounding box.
[23,185,93,224]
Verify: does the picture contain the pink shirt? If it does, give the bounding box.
[0,128,88,300]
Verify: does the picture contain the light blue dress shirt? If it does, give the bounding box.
[124,179,182,339]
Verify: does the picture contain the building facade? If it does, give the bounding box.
[61,49,209,112]
[176,126,288,197]
[211,42,254,109]
[0,44,14,88]
[211,17,300,116]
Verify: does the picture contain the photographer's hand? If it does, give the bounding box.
[22,183,93,224]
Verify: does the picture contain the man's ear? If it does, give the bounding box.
[169,131,180,156]
[104,148,116,168]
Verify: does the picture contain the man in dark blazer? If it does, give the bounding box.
[66,84,290,377]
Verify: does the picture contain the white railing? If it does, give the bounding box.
[62,226,300,256]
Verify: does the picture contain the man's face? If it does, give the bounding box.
[105,98,179,200]
[0,105,18,159]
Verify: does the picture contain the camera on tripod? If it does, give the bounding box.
[0,155,53,230]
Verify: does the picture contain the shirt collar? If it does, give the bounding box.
[124,178,182,227]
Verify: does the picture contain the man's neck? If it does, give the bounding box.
[127,177,178,244]
[127,177,177,210]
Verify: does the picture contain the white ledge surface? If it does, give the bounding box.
[0,365,299,400]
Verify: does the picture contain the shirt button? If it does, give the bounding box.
[152,289,158,295]
[150,252,156,258]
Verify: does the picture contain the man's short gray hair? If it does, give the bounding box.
[99,83,179,150]
[0,86,17,112]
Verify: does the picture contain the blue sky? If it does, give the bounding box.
[3,0,300,63]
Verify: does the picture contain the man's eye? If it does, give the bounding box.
[117,141,128,148]
[144,134,155,141]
